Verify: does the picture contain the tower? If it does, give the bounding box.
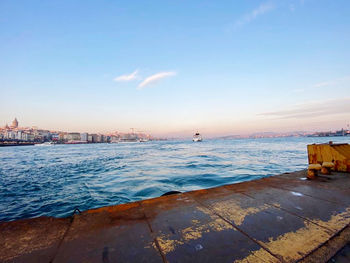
[11,118,18,128]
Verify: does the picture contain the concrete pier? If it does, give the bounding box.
[1,170,349,263]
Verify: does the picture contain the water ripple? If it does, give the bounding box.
[0,137,349,221]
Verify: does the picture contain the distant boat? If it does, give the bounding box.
[192,132,202,142]
[35,142,54,146]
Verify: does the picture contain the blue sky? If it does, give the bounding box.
[1,0,350,137]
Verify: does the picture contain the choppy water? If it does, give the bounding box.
[1,137,349,221]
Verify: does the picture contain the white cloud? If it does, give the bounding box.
[138,71,176,89]
[114,70,138,82]
[233,2,275,29]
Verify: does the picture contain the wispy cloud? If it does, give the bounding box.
[233,2,275,29]
[114,70,138,82]
[138,71,176,89]
[259,98,350,119]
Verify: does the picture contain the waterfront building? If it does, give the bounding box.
[21,133,28,141]
[110,136,119,143]
[33,130,51,141]
[90,134,98,143]
[6,131,16,140]
[51,133,60,141]
[97,134,109,143]
[16,131,22,140]
[22,133,34,141]
[80,133,88,142]
[58,133,66,141]
[101,135,107,142]
[28,133,35,141]
[67,133,81,141]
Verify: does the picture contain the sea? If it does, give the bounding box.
[1,136,349,222]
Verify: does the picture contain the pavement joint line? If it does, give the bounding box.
[139,202,168,263]
[50,215,76,263]
[240,191,337,234]
[184,192,284,263]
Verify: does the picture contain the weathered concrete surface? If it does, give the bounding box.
[1,170,349,263]
[0,217,71,263]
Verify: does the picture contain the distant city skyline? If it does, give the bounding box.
[1,117,349,140]
[0,117,153,144]
[1,117,151,136]
[1,1,350,137]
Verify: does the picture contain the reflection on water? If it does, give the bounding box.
[0,137,349,221]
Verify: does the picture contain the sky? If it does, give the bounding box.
[1,0,350,137]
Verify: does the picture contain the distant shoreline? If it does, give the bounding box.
[1,135,349,147]
[0,142,35,147]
